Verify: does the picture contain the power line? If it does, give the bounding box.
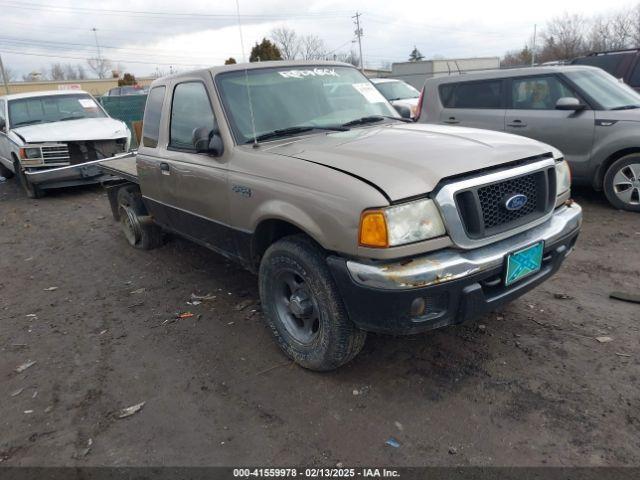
[0,1,350,19]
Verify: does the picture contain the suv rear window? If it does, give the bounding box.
[142,86,166,148]
[439,80,503,109]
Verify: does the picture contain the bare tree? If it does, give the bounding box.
[501,45,533,67]
[334,51,360,67]
[541,13,586,61]
[300,35,326,60]
[76,64,87,80]
[87,57,113,79]
[270,27,301,60]
[608,12,633,50]
[1,65,16,82]
[50,63,66,80]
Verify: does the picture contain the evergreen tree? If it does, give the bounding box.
[250,39,283,62]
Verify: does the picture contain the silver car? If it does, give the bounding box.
[370,78,420,118]
[418,65,640,211]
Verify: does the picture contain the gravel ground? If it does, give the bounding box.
[0,179,639,467]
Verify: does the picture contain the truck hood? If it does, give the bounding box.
[267,123,555,201]
[12,117,129,143]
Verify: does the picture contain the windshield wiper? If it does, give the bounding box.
[342,115,411,127]
[249,125,348,143]
[12,119,43,127]
[610,104,640,110]
[59,115,85,121]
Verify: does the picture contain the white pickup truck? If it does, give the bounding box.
[0,90,131,197]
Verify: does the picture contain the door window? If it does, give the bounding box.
[170,82,215,150]
[439,80,503,109]
[142,86,166,148]
[0,100,5,125]
[511,76,576,110]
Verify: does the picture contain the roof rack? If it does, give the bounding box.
[586,47,640,56]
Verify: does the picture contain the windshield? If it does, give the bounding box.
[374,80,420,101]
[8,94,106,127]
[564,69,640,110]
[216,66,397,143]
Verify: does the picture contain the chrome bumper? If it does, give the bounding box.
[24,152,134,185]
[347,202,582,290]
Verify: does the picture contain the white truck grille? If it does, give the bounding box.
[41,145,71,164]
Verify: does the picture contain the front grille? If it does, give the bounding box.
[455,167,556,239]
[478,174,539,229]
[41,145,70,164]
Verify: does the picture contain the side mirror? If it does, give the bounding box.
[192,126,224,157]
[555,97,586,111]
[393,104,412,119]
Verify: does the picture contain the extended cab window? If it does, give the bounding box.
[0,100,5,125]
[170,82,215,150]
[142,86,166,148]
[511,76,575,110]
[439,80,503,109]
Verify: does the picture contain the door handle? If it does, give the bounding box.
[444,117,459,124]
[159,162,170,175]
[507,120,527,128]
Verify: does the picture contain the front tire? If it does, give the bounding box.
[604,154,640,212]
[259,235,366,371]
[14,159,43,199]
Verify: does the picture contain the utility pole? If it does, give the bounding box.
[92,27,102,62]
[0,54,10,94]
[352,12,364,72]
[531,24,537,66]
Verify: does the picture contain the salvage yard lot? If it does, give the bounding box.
[0,180,638,466]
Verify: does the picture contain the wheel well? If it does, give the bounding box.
[251,219,305,267]
[596,147,640,190]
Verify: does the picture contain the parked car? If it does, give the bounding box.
[103,85,148,97]
[370,78,421,118]
[571,48,640,92]
[53,61,582,370]
[418,65,640,211]
[0,90,131,198]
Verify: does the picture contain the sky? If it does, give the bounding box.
[0,0,637,80]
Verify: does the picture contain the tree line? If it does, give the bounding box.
[503,4,640,66]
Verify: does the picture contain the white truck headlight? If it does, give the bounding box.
[22,147,42,159]
[359,198,446,248]
[555,160,571,195]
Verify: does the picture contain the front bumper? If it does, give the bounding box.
[327,202,582,334]
[24,154,131,188]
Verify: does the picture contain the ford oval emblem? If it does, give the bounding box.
[505,194,528,211]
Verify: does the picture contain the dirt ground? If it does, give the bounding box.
[0,178,639,467]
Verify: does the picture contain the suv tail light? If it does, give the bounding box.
[414,87,424,121]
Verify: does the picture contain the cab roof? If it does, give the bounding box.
[0,89,93,101]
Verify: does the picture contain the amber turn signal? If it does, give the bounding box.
[359,210,388,248]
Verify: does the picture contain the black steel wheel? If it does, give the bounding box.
[259,234,366,371]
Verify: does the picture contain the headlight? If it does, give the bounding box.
[555,159,571,195]
[21,147,42,159]
[359,198,446,248]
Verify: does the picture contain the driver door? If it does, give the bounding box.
[160,78,232,254]
[505,75,594,168]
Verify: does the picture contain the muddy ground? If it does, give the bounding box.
[0,179,639,467]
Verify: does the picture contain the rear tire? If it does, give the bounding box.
[259,234,366,371]
[14,159,43,199]
[604,154,640,212]
[116,186,164,250]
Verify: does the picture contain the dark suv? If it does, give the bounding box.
[571,48,640,92]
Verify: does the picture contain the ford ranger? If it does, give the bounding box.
[67,61,581,371]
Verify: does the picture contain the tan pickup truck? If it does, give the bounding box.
[90,61,581,370]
